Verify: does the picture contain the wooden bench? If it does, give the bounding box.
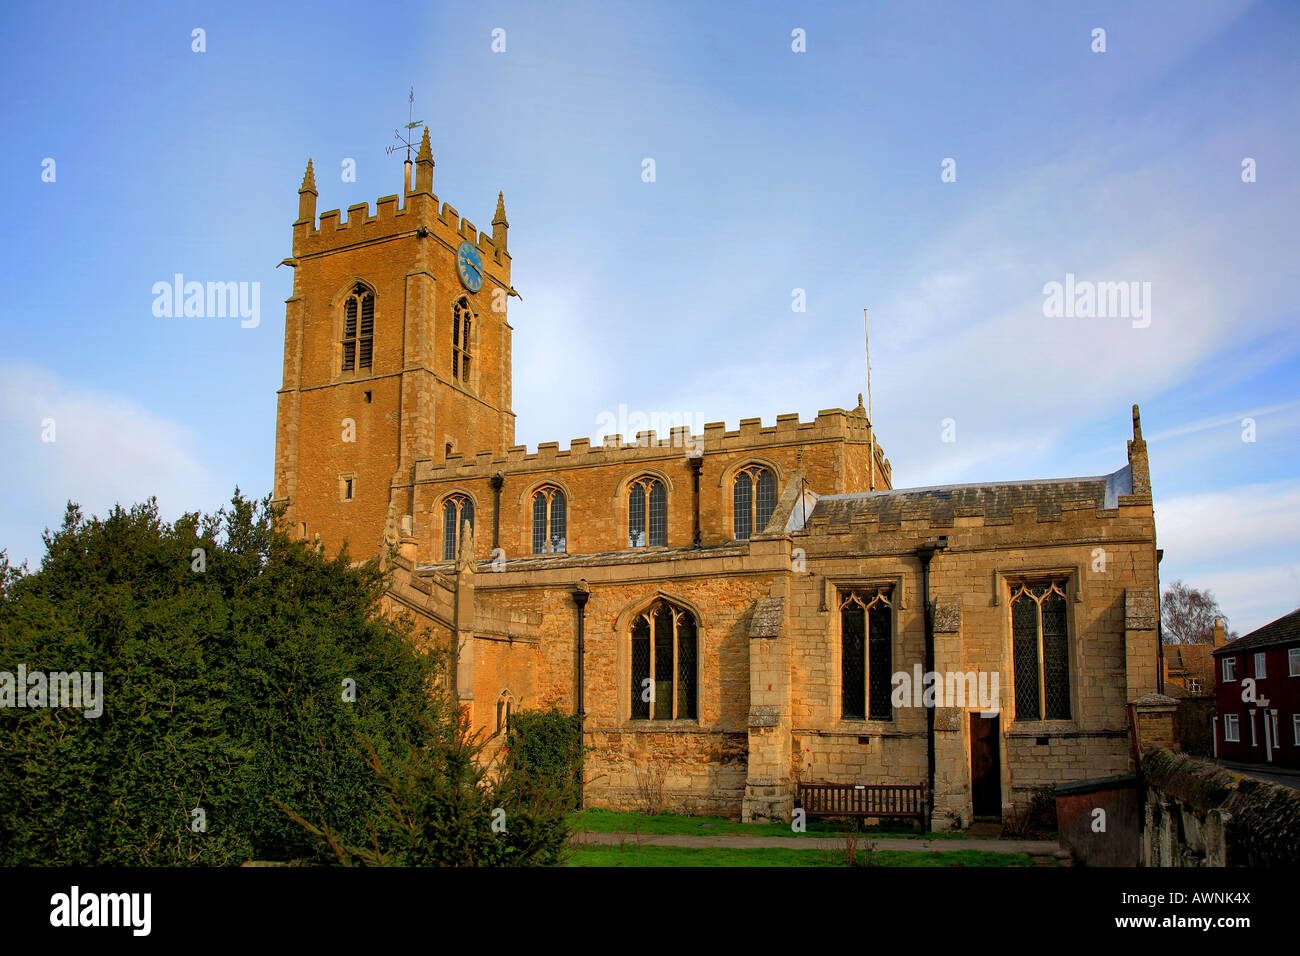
[796,782,929,832]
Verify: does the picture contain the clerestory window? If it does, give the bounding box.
[531,486,567,554]
[733,464,777,540]
[628,476,666,548]
[442,494,475,561]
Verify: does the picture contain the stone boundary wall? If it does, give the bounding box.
[1141,747,1300,866]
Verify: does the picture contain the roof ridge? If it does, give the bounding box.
[1214,607,1300,654]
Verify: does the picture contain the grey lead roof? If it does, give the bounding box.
[806,464,1133,526]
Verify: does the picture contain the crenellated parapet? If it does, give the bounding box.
[410,407,885,484]
[288,145,511,291]
[294,193,511,274]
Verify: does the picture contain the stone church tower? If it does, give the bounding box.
[273,129,515,557]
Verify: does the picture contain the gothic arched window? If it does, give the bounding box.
[531,486,567,554]
[628,476,666,548]
[442,494,475,561]
[1010,580,1071,721]
[452,297,473,384]
[840,587,893,721]
[496,692,514,736]
[630,600,698,721]
[341,283,374,372]
[733,464,777,540]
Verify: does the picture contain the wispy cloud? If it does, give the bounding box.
[823,110,1300,486]
[1157,480,1300,564]
[0,363,227,565]
[1146,400,1300,444]
[1156,479,1300,633]
[1183,565,1300,637]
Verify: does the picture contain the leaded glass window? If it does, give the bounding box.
[629,600,698,721]
[442,494,474,561]
[531,486,567,554]
[628,476,666,548]
[839,588,893,720]
[631,616,651,719]
[733,465,777,540]
[1010,580,1071,721]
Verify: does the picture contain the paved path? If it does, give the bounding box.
[1212,760,1300,790]
[573,831,1065,856]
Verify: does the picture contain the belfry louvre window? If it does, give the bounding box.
[531,486,567,554]
[628,476,667,548]
[442,494,474,561]
[341,284,375,372]
[840,587,893,721]
[733,465,777,540]
[1010,580,1071,721]
[630,600,698,721]
[452,297,473,383]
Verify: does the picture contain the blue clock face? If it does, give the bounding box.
[456,241,484,293]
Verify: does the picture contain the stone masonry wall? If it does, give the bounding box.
[1141,747,1300,866]
[462,546,781,815]
[788,490,1156,829]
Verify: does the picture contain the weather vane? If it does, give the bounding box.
[386,86,425,160]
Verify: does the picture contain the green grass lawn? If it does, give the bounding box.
[571,808,965,840]
[565,843,1040,867]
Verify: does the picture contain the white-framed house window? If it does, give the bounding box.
[1255,652,1267,679]
[1222,657,1237,681]
[1223,714,1240,743]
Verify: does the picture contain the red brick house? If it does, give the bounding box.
[1212,608,1300,769]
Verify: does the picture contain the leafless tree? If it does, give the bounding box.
[1161,580,1237,644]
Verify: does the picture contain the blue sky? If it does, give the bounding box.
[1,0,1297,632]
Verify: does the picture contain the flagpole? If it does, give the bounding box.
[865,308,875,491]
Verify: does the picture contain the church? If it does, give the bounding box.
[272,130,1163,829]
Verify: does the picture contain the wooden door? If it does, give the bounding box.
[970,713,1001,817]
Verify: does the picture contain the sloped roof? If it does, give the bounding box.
[1214,608,1300,656]
[808,465,1132,525]
[1165,643,1216,679]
